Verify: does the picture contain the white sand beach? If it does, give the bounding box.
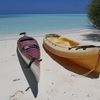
[0,28,100,100]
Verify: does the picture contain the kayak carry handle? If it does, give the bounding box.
[19,32,26,36]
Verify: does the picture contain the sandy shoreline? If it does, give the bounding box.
[0,28,100,100]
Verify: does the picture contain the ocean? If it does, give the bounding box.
[0,14,91,36]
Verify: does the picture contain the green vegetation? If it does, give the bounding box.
[88,0,100,29]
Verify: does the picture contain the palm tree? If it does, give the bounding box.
[88,0,100,29]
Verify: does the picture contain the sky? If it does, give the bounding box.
[0,0,89,14]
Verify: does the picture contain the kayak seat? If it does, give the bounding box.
[58,36,79,46]
[47,37,71,47]
[55,40,71,47]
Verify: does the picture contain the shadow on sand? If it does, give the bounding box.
[16,48,38,98]
[82,30,100,42]
[43,45,99,79]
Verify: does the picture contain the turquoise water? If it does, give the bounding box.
[0,14,91,36]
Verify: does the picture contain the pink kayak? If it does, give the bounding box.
[17,32,41,81]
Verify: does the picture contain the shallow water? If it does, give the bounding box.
[0,14,91,36]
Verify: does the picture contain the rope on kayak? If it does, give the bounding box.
[83,49,100,76]
[27,58,42,68]
[69,45,100,50]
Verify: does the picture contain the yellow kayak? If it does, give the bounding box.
[43,34,100,73]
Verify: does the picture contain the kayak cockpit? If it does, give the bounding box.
[46,35,79,48]
[18,36,34,42]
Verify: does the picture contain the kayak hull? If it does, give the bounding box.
[17,35,40,81]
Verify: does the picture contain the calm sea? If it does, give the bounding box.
[0,14,91,36]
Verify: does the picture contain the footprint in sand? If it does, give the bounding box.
[9,90,24,100]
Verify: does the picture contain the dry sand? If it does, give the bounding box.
[0,29,100,100]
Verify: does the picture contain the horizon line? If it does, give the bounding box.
[0,12,87,15]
